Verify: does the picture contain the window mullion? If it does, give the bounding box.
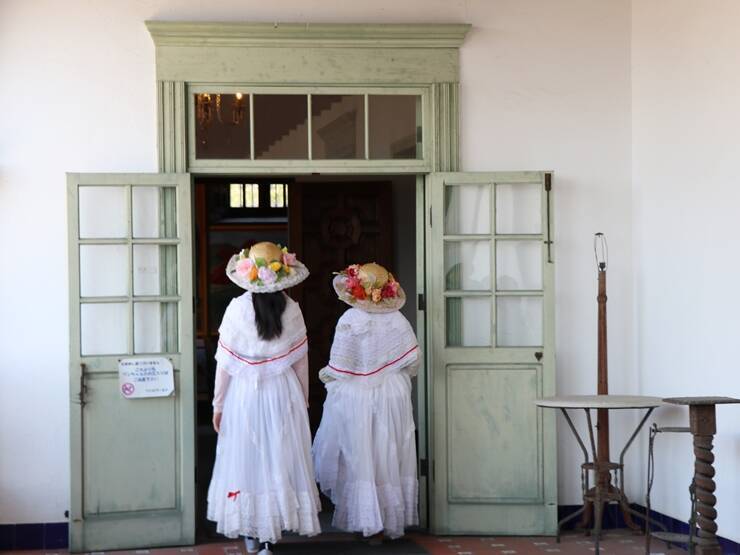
[249,94,255,160]
[307,94,313,161]
[364,94,369,160]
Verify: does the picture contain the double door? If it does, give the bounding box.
[66,170,555,551]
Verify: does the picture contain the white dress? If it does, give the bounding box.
[207,293,322,542]
[312,308,419,539]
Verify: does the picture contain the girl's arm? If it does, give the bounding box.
[292,352,310,406]
[212,366,231,413]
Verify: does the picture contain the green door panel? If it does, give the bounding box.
[67,173,194,551]
[426,172,556,535]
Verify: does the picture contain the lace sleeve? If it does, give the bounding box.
[403,359,420,378]
[212,366,231,412]
[292,352,310,406]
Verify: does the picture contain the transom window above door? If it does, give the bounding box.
[189,87,426,170]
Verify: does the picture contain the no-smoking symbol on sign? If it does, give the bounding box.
[121,382,135,397]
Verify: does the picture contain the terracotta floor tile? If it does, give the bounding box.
[4,529,667,555]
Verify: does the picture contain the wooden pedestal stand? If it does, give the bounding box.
[662,397,740,555]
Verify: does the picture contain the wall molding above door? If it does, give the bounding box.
[145,21,471,49]
[148,21,469,173]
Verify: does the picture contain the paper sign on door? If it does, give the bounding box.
[118,357,175,399]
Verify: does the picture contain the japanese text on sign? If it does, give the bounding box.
[118,357,175,399]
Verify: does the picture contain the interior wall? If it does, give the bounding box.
[632,1,740,542]
[0,0,635,523]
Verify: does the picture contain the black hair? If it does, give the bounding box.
[252,291,287,340]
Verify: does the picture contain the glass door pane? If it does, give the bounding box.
[496,296,543,347]
[495,183,542,234]
[496,240,542,290]
[79,186,127,238]
[444,184,491,235]
[446,297,492,347]
[133,186,178,239]
[444,240,491,291]
[80,245,129,297]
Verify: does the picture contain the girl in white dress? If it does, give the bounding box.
[313,263,419,540]
[207,242,321,555]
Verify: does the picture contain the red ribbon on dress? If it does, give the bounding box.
[227,490,240,501]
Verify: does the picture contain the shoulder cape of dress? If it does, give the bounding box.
[215,292,308,377]
[323,308,418,381]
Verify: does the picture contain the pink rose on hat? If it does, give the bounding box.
[236,258,254,277]
[282,251,297,267]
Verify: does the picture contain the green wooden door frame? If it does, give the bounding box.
[145,21,560,537]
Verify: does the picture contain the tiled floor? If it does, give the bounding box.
[4,530,663,555]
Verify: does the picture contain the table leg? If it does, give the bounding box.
[616,408,655,532]
[690,405,721,555]
[584,409,602,548]
[594,496,603,554]
[557,409,591,542]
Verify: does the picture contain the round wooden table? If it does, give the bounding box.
[535,395,664,553]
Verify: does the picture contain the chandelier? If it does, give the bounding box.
[196,93,246,128]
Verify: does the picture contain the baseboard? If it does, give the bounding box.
[2,508,738,552]
[0,522,67,550]
[558,503,739,554]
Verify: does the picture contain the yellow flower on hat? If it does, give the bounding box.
[269,261,282,272]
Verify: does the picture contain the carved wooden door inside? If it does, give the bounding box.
[289,181,393,432]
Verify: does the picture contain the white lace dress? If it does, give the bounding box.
[207,293,322,542]
[312,308,419,539]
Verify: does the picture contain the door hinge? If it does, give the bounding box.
[78,363,88,408]
[428,205,432,227]
[419,458,428,477]
[544,172,552,191]
[416,126,423,143]
[418,293,426,311]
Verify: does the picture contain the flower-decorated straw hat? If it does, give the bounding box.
[333,262,406,313]
[226,241,309,293]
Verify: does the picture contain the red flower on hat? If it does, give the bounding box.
[381,281,398,298]
[350,284,367,300]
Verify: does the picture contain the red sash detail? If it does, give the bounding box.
[219,336,307,366]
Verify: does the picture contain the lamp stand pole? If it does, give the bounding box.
[579,234,641,532]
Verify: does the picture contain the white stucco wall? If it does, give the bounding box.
[632,1,740,542]
[1,0,638,526]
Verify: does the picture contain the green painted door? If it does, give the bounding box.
[67,173,194,551]
[426,172,557,535]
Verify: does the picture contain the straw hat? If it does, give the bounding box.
[332,262,406,313]
[226,241,309,293]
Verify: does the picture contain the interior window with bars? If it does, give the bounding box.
[229,183,260,208]
[269,183,288,208]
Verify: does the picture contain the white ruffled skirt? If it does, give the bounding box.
[207,369,321,542]
[312,371,418,539]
